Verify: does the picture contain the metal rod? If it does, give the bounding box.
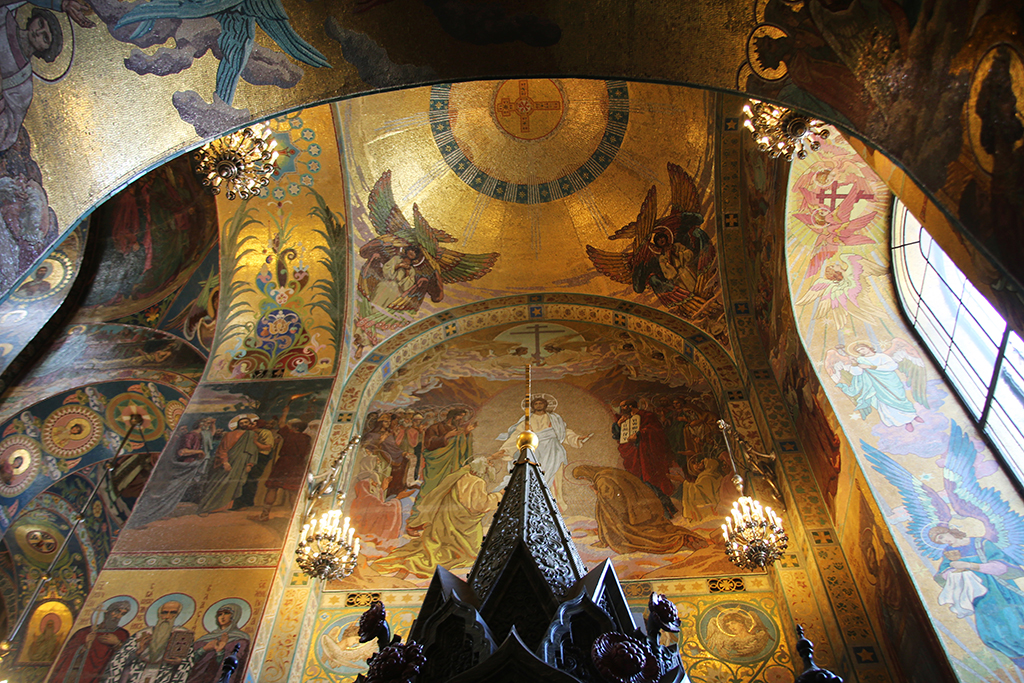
[1,416,143,655]
[717,420,743,495]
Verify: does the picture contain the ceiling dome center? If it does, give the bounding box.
[430,80,629,204]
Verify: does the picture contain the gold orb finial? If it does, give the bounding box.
[516,429,539,451]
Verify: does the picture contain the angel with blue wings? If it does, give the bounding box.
[825,338,927,431]
[864,424,1024,669]
[114,0,330,105]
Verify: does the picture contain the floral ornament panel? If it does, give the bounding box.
[225,210,322,379]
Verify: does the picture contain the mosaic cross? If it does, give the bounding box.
[496,80,562,135]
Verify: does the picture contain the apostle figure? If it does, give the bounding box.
[129,418,217,527]
[255,418,312,522]
[494,394,591,498]
[51,599,131,683]
[573,464,707,555]
[406,407,476,532]
[197,414,273,515]
[372,458,500,578]
[613,400,676,515]
[102,598,195,683]
[185,602,251,683]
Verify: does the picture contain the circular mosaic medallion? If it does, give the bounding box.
[10,252,74,303]
[0,435,40,497]
[493,79,565,141]
[13,520,65,565]
[26,529,57,553]
[697,601,778,664]
[164,400,186,432]
[105,393,166,442]
[42,405,103,458]
[430,79,629,204]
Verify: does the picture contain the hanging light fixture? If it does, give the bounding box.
[294,437,361,581]
[718,420,788,570]
[295,508,360,581]
[742,99,830,161]
[192,123,278,200]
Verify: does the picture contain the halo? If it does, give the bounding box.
[521,393,557,410]
[26,7,75,84]
[202,598,252,633]
[94,596,139,628]
[145,593,196,628]
[747,24,790,81]
[228,413,259,431]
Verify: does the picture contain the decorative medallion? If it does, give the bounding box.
[9,252,74,302]
[697,602,778,664]
[0,435,40,497]
[493,79,565,140]
[968,44,1024,175]
[430,80,629,204]
[13,519,65,565]
[26,529,58,553]
[105,393,166,442]
[164,399,186,432]
[42,405,104,458]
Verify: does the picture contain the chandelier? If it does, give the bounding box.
[722,496,788,570]
[742,99,830,161]
[718,420,788,570]
[295,509,360,581]
[192,123,278,200]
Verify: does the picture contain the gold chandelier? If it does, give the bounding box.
[722,496,788,570]
[295,509,360,581]
[718,420,789,570]
[192,123,278,200]
[742,99,830,161]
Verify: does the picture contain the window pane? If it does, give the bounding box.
[903,241,929,298]
[919,266,961,336]
[946,347,988,417]
[892,201,922,248]
[984,400,1024,482]
[951,308,999,381]
[962,282,1006,346]
[930,247,968,299]
[915,304,952,357]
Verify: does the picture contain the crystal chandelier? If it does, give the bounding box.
[295,509,360,581]
[192,123,278,200]
[722,496,788,570]
[742,99,830,161]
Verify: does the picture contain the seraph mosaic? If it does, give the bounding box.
[586,163,725,346]
[355,170,500,351]
[341,321,739,591]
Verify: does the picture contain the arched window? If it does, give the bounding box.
[891,200,1024,479]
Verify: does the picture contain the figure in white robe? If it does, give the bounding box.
[494,396,591,498]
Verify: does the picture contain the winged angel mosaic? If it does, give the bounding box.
[864,424,1024,669]
[586,164,722,332]
[356,172,499,346]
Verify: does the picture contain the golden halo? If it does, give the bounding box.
[747,24,790,81]
[521,392,558,411]
[968,44,1024,175]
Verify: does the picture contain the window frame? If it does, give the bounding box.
[890,200,1024,484]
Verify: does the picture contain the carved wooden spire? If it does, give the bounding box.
[467,365,586,630]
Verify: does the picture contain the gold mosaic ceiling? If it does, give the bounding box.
[338,79,719,307]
